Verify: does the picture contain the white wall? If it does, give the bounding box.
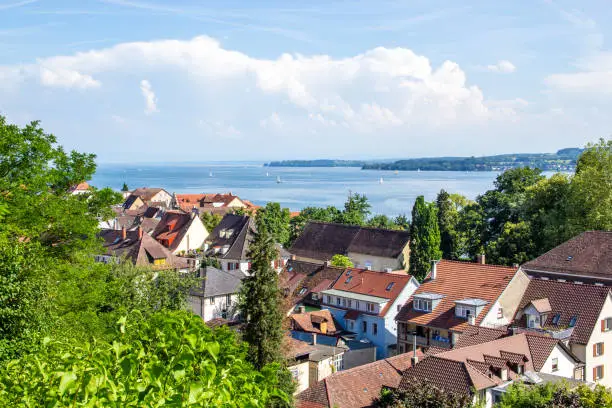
[189,293,239,322]
[584,294,612,387]
[172,216,209,254]
[151,190,173,207]
[289,361,310,394]
[540,345,579,378]
[347,252,403,272]
[482,269,530,327]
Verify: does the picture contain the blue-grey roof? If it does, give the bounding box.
[193,266,245,298]
[414,292,445,300]
[455,298,488,306]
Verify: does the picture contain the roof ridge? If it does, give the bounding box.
[530,278,612,291]
[439,259,518,271]
[307,220,409,234]
[345,267,412,280]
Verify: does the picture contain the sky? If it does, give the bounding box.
[0,0,611,163]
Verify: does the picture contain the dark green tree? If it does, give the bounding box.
[456,202,485,260]
[257,202,292,246]
[436,189,460,259]
[375,378,472,408]
[339,192,371,225]
[393,214,410,230]
[409,196,442,281]
[201,212,223,233]
[121,182,129,192]
[289,206,341,244]
[239,217,284,370]
[368,214,396,229]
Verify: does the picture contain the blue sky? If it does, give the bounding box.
[0,0,611,162]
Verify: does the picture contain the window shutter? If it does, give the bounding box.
[594,344,597,357]
[603,366,605,379]
[602,343,605,355]
[593,367,597,380]
[603,320,606,332]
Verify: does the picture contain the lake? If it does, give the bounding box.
[92,163,507,217]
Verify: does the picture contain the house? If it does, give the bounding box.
[297,349,424,408]
[101,205,163,232]
[396,333,583,408]
[189,266,244,322]
[289,222,410,271]
[521,231,612,286]
[513,278,612,386]
[122,194,146,211]
[321,268,420,359]
[286,337,317,394]
[129,187,173,208]
[291,309,342,336]
[70,181,91,195]
[205,214,288,274]
[280,260,346,311]
[395,260,530,352]
[152,210,209,255]
[97,227,187,270]
[173,193,248,215]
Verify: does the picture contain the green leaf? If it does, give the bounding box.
[58,371,77,396]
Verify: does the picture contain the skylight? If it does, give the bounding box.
[385,282,395,291]
[552,314,561,325]
[568,316,578,327]
[345,276,353,284]
[298,288,307,295]
[346,270,352,276]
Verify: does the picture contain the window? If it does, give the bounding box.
[602,318,612,332]
[552,314,561,325]
[348,300,352,308]
[594,365,604,380]
[355,301,360,310]
[569,316,578,327]
[345,276,352,284]
[397,304,402,312]
[346,270,351,276]
[385,282,395,291]
[497,308,503,319]
[414,298,432,312]
[347,320,354,330]
[336,297,341,306]
[367,303,375,313]
[289,367,299,381]
[298,287,307,295]
[373,323,378,335]
[342,298,347,307]
[209,297,215,305]
[551,358,558,372]
[594,342,605,357]
[226,294,232,305]
[332,354,343,372]
[362,321,367,333]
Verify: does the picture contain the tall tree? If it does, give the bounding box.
[339,192,371,225]
[435,189,460,259]
[200,212,223,233]
[409,196,442,281]
[121,182,129,192]
[330,254,354,268]
[257,202,291,246]
[239,216,284,370]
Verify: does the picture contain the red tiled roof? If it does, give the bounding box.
[396,260,519,332]
[454,326,509,349]
[280,260,345,307]
[298,350,424,408]
[522,231,612,280]
[71,181,90,191]
[331,268,413,317]
[152,211,197,251]
[175,193,246,212]
[291,310,341,335]
[515,279,611,345]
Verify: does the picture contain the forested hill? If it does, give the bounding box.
[266,148,582,171]
[362,148,582,171]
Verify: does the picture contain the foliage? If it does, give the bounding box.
[497,381,612,408]
[200,256,222,269]
[409,196,442,281]
[258,202,292,246]
[239,217,284,370]
[289,206,342,243]
[330,254,354,268]
[374,379,472,408]
[339,192,371,225]
[121,182,129,192]
[0,311,289,407]
[200,212,223,233]
[436,189,461,259]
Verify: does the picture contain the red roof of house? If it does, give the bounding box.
[151,211,197,251]
[175,193,246,212]
[330,268,413,317]
[396,260,519,332]
[71,181,90,191]
[291,310,341,335]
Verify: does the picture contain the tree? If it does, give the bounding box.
[436,189,461,259]
[201,212,223,233]
[497,381,612,408]
[289,206,341,244]
[456,202,485,260]
[121,182,129,192]
[487,221,536,266]
[257,202,292,246]
[368,214,396,229]
[409,196,442,281]
[330,254,354,268]
[0,311,289,407]
[239,216,284,370]
[393,214,410,230]
[374,378,472,408]
[339,192,371,225]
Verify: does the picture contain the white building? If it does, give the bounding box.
[189,266,244,322]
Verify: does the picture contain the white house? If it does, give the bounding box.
[320,268,419,359]
[152,210,209,255]
[189,266,244,322]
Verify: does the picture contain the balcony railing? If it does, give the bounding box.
[403,333,428,346]
[429,338,452,349]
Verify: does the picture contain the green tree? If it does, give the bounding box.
[330,254,354,268]
[436,189,461,259]
[409,196,442,281]
[121,182,129,192]
[339,192,371,225]
[0,311,289,407]
[497,381,612,408]
[456,202,485,260]
[258,202,292,246]
[393,214,410,230]
[374,378,472,408]
[487,221,536,266]
[368,214,396,229]
[201,212,223,233]
[289,206,341,244]
[239,217,284,370]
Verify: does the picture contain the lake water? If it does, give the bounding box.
[92,163,504,216]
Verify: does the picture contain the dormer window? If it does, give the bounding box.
[455,298,487,319]
[413,293,444,312]
[414,299,432,312]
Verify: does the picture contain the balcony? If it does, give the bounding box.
[429,336,452,349]
[402,333,428,347]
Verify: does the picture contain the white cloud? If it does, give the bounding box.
[260,112,283,128]
[139,79,158,114]
[546,52,612,93]
[39,67,101,89]
[483,60,516,73]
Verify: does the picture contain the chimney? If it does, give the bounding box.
[298,305,306,314]
[121,227,127,240]
[411,331,419,365]
[138,226,143,240]
[476,254,486,264]
[312,333,317,345]
[430,260,439,280]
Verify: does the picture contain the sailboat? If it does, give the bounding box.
[266,172,270,177]
[417,168,421,173]
[209,171,213,177]
[276,176,282,184]
[394,170,399,175]
[379,177,384,184]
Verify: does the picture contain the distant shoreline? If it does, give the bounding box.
[266,148,582,172]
